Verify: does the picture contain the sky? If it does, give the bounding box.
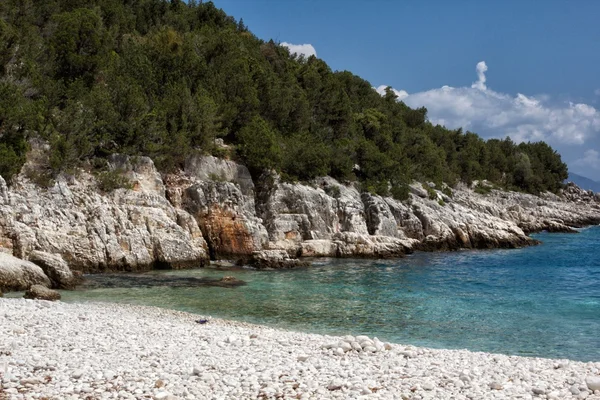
[214,0,600,180]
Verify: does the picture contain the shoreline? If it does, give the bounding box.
[2,299,600,399]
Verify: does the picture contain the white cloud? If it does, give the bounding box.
[376,62,600,146]
[471,61,488,91]
[374,85,409,100]
[280,42,317,58]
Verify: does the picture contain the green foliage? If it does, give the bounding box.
[208,172,226,182]
[236,116,281,174]
[97,169,133,192]
[281,133,331,181]
[324,184,341,199]
[422,183,438,201]
[390,184,410,201]
[442,186,453,198]
[474,182,493,195]
[0,0,568,195]
[0,142,26,182]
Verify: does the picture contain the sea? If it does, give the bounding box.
[60,226,600,362]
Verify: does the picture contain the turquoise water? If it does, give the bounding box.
[62,226,600,361]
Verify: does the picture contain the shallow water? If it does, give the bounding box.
[61,226,600,361]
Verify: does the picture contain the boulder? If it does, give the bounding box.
[24,284,61,301]
[586,376,600,391]
[215,276,246,287]
[0,253,51,291]
[28,250,76,289]
[249,250,309,269]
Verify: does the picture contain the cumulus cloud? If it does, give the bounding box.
[376,62,600,176]
[377,62,600,144]
[374,85,409,100]
[471,61,488,91]
[280,42,317,58]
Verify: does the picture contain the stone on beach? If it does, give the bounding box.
[23,284,61,301]
[587,376,600,391]
[0,253,51,291]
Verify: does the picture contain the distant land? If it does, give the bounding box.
[567,173,600,193]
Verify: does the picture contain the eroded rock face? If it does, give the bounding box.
[2,150,600,280]
[0,155,209,273]
[185,154,255,195]
[182,181,268,258]
[0,253,51,291]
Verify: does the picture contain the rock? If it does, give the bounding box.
[24,284,61,301]
[216,276,245,287]
[586,376,600,391]
[333,348,345,356]
[249,250,308,269]
[489,381,503,390]
[532,386,546,395]
[297,354,309,362]
[185,154,254,195]
[0,152,209,273]
[328,379,344,390]
[107,154,166,195]
[183,181,268,257]
[340,342,352,352]
[571,385,581,395]
[154,392,177,400]
[71,370,84,379]
[28,251,76,289]
[422,381,435,391]
[0,253,51,291]
[0,175,8,204]
[2,148,600,271]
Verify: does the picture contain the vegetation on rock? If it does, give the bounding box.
[0,0,568,194]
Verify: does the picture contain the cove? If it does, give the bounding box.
[61,226,600,362]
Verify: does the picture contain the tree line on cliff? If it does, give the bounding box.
[0,0,568,196]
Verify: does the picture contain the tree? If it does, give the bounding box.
[236,116,281,174]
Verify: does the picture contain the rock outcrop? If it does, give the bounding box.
[0,155,209,273]
[0,253,51,291]
[249,250,309,269]
[28,251,77,289]
[1,150,600,290]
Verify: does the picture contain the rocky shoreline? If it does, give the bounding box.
[1,298,599,399]
[1,152,600,292]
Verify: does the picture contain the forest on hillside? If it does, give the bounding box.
[0,0,568,197]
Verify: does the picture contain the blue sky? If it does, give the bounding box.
[214,0,600,180]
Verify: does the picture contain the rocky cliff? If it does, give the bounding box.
[1,152,600,290]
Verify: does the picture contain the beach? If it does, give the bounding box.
[1,298,600,400]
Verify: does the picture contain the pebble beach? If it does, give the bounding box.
[1,298,600,400]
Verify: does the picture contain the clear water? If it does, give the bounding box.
[61,226,600,361]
